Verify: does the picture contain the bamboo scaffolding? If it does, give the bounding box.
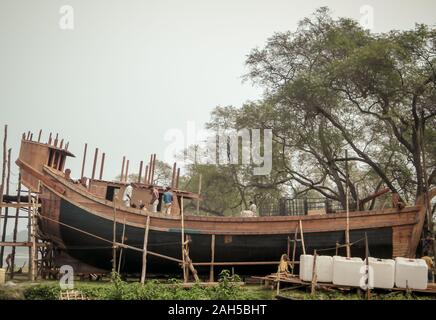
[10,174,21,279]
[209,234,215,282]
[345,149,351,258]
[181,196,187,282]
[117,213,127,274]
[0,125,7,268]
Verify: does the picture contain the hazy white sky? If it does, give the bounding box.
[1,0,435,191]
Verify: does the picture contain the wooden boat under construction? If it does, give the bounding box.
[16,133,436,277]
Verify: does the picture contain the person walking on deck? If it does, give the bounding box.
[150,186,159,213]
[122,183,133,207]
[163,187,173,215]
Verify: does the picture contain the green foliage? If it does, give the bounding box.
[21,270,256,300]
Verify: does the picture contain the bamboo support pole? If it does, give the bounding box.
[117,213,127,274]
[345,149,351,258]
[112,203,117,273]
[0,148,11,266]
[80,143,87,180]
[30,195,38,281]
[209,234,215,282]
[365,232,371,300]
[27,189,33,280]
[0,125,7,251]
[181,196,187,282]
[10,174,21,279]
[311,250,318,295]
[299,220,306,255]
[140,215,150,284]
[99,152,105,180]
[120,156,126,182]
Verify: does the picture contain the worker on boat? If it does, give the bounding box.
[122,183,133,207]
[249,201,257,216]
[64,168,74,182]
[162,187,173,215]
[150,186,159,213]
[5,253,12,273]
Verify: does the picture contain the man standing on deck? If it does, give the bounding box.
[150,186,159,213]
[122,183,133,207]
[249,201,257,216]
[163,187,173,215]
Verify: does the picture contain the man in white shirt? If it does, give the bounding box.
[122,183,133,207]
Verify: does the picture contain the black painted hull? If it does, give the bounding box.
[45,198,394,276]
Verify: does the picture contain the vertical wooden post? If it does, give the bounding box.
[210,234,215,282]
[365,232,371,300]
[99,153,106,180]
[0,148,11,266]
[125,160,130,182]
[90,148,99,189]
[171,163,177,188]
[37,129,42,142]
[140,215,151,284]
[80,143,87,180]
[54,133,59,147]
[181,196,187,282]
[176,168,180,189]
[196,174,202,215]
[138,161,143,183]
[30,194,38,281]
[147,155,153,184]
[345,149,351,258]
[117,213,127,274]
[48,132,52,145]
[291,225,298,275]
[299,220,306,255]
[150,154,156,185]
[59,139,64,149]
[144,165,149,184]
[120,156,126,182]
[10,174,21,279]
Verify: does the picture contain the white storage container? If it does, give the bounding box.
[332,256,364,287]
[299,255,333,283]
[367,257,395,289]
[299,254,314,282]
[316,255,333,283]
[0,268,5,285]
[395,257,428,290]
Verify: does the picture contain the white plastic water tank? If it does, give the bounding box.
[299,255,333,283]
[395,257,428,290]
[299,254,314,282]
[332,256,364,287]
[316,255,333,283]
[367,257,395,289]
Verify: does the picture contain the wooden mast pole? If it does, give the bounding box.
[176,168,180,189]
[144,165,149,184]
[80,143,87,180]
[140,215,150,284]
[0,148,11,266]
[147,155,153,184]
[171,163,177,188]
[99,152,106,180]
[345,149,351,258]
